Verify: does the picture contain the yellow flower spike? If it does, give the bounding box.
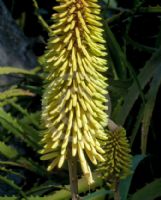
[97,127,132,190]
[40,0,108,184]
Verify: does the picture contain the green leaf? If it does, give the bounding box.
[0,167,25,179]
[115,48,161,125]
[140,5,161,13]
[155,20,161,48]
[0,108,39,149]
[103,0,117,8]
[0,175,27,199]
[0,197,59,200]
[0,187,109,200]
[104,24,127,79]
[104,24,145,106]
[0,159,46,177]
[26,183,63,196]
[17,122,40,146]
[0,197,17,200]
[8,101,40,128]
[0,108,23,138]
[0,67,35,75]
[0,88,34,101]
[32,0,51,33]
[130,179,161,200]
[0,141,18,159]
[83,188,111,200]
[17,157,47,176]
[141,65,161,154]
[0,161,23,168]
[0,189,109,200]
[26,196,66,200]
[119,155,146,200]
[125,35,156,53]
[48,173,103,200]
[130,105,144,146]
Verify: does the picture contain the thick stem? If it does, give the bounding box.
[108,119,119,132]
[114,178,120,200]
[114,189,120,200]
[68,147,80,200]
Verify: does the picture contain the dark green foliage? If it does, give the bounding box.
[0,0,161,199]
[130,178,161,200]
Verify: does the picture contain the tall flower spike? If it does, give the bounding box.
[98,128,132,189]
[40,0,108,184]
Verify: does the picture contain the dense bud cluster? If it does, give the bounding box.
[98,128,132,189]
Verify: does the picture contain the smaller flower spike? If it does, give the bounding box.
[40,0,108,184]
[97,128,132,189]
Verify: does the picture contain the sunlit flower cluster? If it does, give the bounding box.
[40,0,108,184]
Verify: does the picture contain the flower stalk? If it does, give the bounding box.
[68,146,80,200]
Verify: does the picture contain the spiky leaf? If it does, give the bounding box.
[0,67,34,75]
[0,88,34,101]
[130,179,161,200]
[0,141,18,159]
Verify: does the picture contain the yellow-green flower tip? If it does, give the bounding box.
[40,0,108,184]
[97,128,132,189]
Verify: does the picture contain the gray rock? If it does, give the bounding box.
[0,0,37,69]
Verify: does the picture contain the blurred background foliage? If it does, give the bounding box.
[0,0,161,199]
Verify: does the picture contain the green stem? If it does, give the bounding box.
[32,0,51,33]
